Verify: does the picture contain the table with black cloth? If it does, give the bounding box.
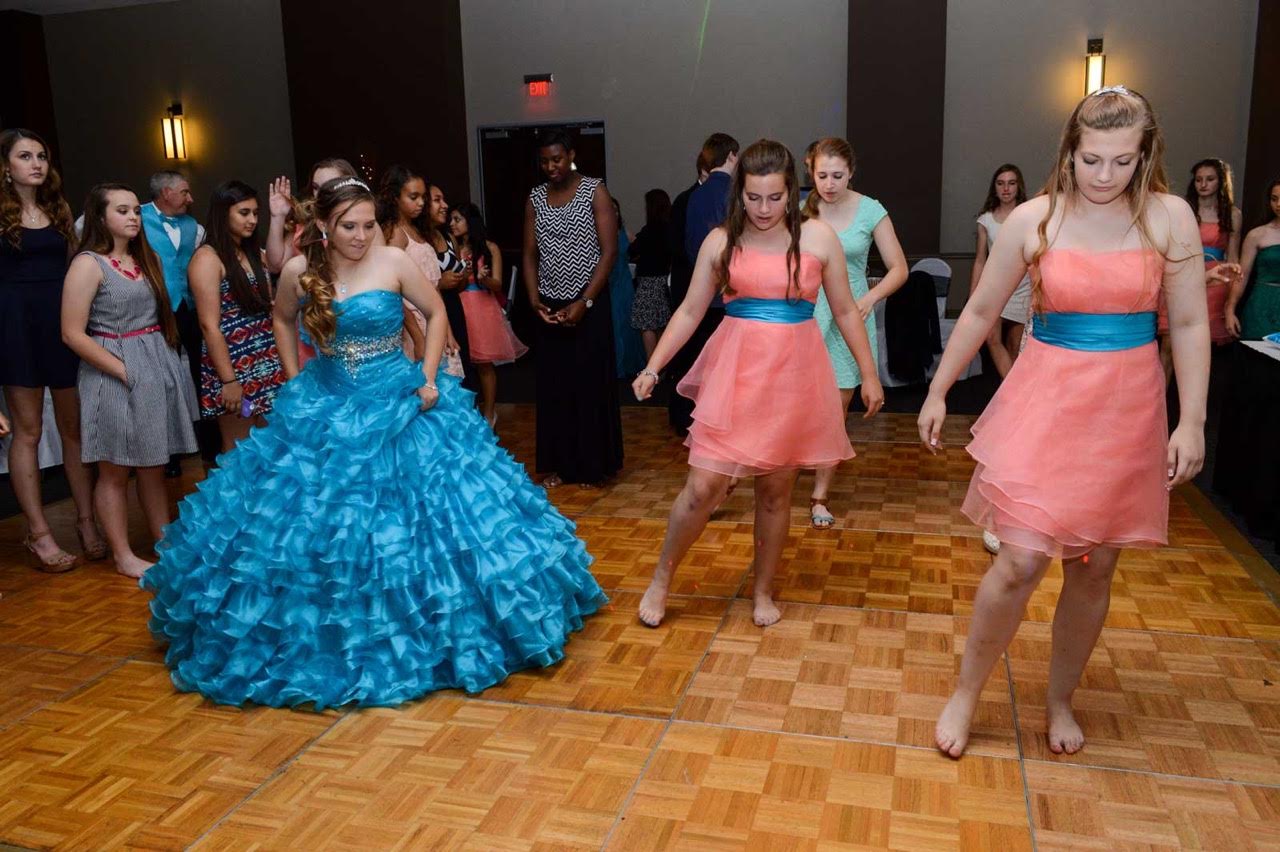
[1213,340,1280,545]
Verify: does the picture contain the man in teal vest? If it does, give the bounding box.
[140,171,217,473]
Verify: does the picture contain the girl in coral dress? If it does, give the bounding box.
[449,203,527,426]
[632,139,884,628]
[918,86,1210,759]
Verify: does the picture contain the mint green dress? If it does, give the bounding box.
[813,195,887,389]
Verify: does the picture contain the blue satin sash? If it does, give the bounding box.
[1031,311,1157,351]
[724,297,815,323]
[1203,246,1226,262]
[463,283,484,292]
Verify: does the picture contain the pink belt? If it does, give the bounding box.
[90,324,160,340]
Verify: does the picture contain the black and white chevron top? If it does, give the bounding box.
[531,175,602,301]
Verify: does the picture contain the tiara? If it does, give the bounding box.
[331,178,370,191]
[1091,84,1131,97]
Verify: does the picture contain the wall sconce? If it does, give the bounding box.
[1085,38,1106,95]
[162,102,187,160]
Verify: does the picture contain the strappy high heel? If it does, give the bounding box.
[24,530,79,573]
[76,517,110,562]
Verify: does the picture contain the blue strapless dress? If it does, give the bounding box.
[141,289,607,710]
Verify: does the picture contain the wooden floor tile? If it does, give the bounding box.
[0,565,159,661]
[200,698,664,852]
[1025,547,1280,640]
[1025,761,1280,850]
[677,603,1019,758]
[0,661,335,850]
[574,517,749,598]
[0,645,119,727]
[477,591,727,717]
[742,529,992,612]
[1009,622,1280,784]
[608,723,1032,851]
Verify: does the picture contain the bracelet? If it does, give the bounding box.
[220,376,238,385]
[423,382,438,392]
[640,368,660,382]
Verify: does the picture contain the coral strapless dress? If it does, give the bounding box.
[141,289,606,709]
[963,248,1169,558]
[677,247,853,477]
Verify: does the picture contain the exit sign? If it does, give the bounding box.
[524,73,553,97]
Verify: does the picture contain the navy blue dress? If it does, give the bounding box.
[0,226,78,388]
[142,289,606,709]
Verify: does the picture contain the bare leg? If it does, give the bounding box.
[475,363,498,423]
[750,468,799,626]
[641,329,658,360]
[1158,335,1174,386]
[985,321,1014,378]
[96,461,152,577]
[216,413,256,454]
[809,388,854,527]
[49,388,103,555]
[1004,322,1025,366]
[134,465,172,545]
[3,386,75,564]
[936,542,1051,757]
[1045,546,1120,754]
[638,467,733,626]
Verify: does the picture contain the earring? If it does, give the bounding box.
[320,229,328,249]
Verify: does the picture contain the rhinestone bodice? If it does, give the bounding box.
[315,289,411,381]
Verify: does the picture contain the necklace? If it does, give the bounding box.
[23,208,41,225]
[337,282,349,296]
[109,255,141,280]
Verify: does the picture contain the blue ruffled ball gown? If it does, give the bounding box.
[141,289,607,710]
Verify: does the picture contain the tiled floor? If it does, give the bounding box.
[0,405,1277,850]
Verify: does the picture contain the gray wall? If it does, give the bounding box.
[941,0,1257,254]
[460,0,847,226]
[42,0,294,217]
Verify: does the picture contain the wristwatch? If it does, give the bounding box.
[580,297,594,309]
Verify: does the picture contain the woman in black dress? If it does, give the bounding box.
[0,128,106,571]
[521,127,623,487]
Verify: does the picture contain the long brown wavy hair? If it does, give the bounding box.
[1,128,74,249]
[1030,87,1172,309]
[979,163,1028,215]
[802,137,856,221]
[298,178,375,353]
[1184,157,1235,236]
[76,183,179,349]
[716,139,802,298]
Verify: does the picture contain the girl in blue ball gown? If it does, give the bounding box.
[141,178,606,710]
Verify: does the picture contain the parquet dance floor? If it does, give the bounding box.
[2,407,1279,850]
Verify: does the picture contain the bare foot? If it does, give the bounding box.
[115,554,154,579]
[752,593,781,627]
[935,690,978,758]
[543,474,563,489]
[1047,702,1085,754]
[638,580,669,627]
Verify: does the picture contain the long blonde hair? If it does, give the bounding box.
[1031,87,1170,308]
[802,137,856,221]
[298,179,374,353]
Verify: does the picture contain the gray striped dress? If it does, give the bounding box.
[77,252,198,467]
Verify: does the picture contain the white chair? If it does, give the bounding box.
[911,257,952,299]
[505,266,518,316]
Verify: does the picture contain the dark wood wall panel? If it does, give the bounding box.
[279,0,470,203]
[1243,0,1279,226]
[3,11,61,163]
[847,0,947,255]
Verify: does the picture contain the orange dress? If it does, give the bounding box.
[963,248,1168,558]
[1158,221,1230,344]
[678,246,854,477]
